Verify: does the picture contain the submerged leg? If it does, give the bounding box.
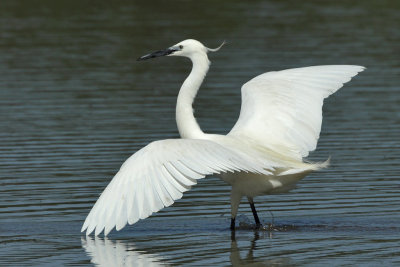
[247,197,261,227]
[230,190,242,231]
[230,217,236,231]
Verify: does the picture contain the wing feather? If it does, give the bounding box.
[229,65,365,158]
[82,138,272,236]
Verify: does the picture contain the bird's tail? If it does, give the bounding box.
[277,157,330,176]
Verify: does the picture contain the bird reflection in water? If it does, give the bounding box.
[82,231,294,267]
[81,236,169,266]
[230,231,294,267]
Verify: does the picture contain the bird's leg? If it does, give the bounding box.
[230,190,242,231]
[230,217,236,231]
[247,197,261,228]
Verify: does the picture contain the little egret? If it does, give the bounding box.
[81,39,364,236]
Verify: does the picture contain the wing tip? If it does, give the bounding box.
[81,218,104,236]
[104,226,113,236]
[353,65,366,73]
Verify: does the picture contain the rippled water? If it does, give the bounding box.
[1,0,399,266]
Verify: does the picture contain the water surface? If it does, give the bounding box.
[1,0,399,266]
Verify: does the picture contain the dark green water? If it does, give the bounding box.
[1,0,399,266]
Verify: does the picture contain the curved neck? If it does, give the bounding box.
[176,53,210,139]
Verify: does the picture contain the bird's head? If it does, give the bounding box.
[137,39,225,61]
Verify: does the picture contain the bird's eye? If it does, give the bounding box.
[179,45,183,49]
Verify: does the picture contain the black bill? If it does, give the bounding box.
[137,48,177,61]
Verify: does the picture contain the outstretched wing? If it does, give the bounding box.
[229,65,365,159]
[81,138,271,236]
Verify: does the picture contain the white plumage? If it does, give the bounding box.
[83,139,271,236]
[81,39,364,236]
[230,65,364,159]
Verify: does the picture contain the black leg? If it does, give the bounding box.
[250,202,261,225]
[248,198,261,226]
[230,217,236,231]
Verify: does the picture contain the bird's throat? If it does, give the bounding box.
[176,54,210,139]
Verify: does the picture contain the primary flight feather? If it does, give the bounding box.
[82,39,364,236]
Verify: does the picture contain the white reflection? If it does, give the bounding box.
[81,236,169,267]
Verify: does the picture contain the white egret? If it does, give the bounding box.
[81,39,364,236]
